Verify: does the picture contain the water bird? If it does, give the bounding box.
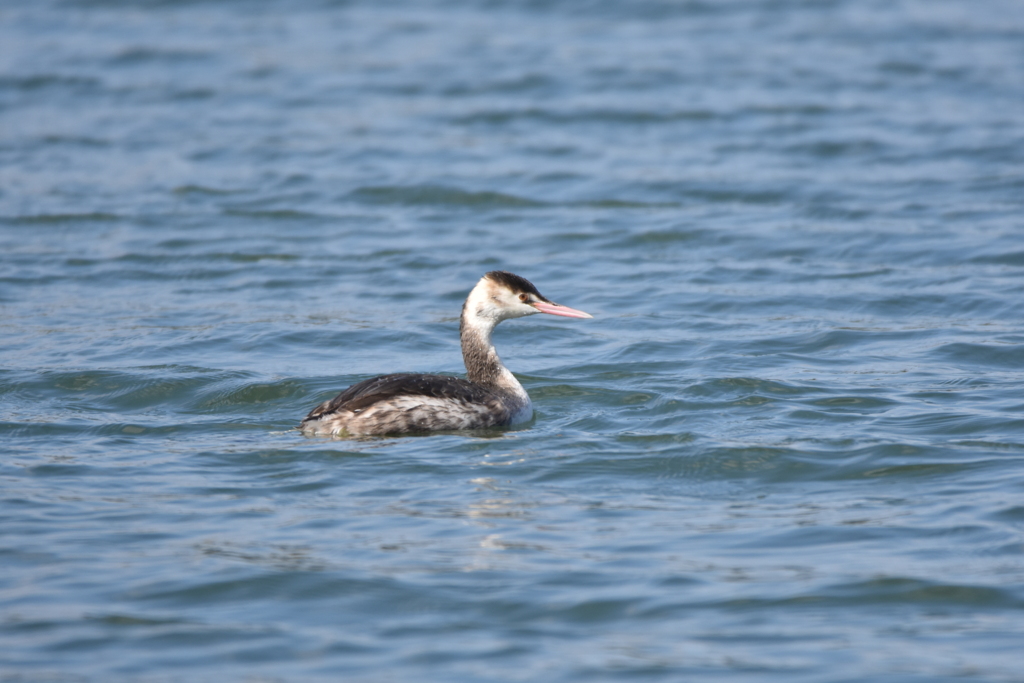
[300,271,592,436]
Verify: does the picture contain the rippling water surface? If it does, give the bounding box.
[3,0,1024,680]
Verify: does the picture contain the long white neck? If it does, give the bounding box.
[459,306,527,400]
[456,275,540,423]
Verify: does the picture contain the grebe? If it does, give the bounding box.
[300,271,592,436]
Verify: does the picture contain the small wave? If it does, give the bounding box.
[0,74,101,91]
[348,185,545,208]
[970,250,1024,266]
[195,379,308,411]
[931,342,1024,369]
[451,107,717,126]
[172,185,244,196]
[221,208,327,221]
[4,368,310,422]
[816,577,1021,608]
[0,212,122,225]
[107,46,211,65]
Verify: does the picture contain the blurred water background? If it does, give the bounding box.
[3,0,1024,680]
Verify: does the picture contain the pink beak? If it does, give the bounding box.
[532,301,593,319]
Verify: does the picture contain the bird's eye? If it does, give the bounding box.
[519,293,529,303]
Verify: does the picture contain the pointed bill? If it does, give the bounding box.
[532,301,593,319]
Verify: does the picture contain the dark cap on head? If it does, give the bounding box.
[484,271,548,301]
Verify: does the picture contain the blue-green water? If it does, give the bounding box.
[3,0,1024,680]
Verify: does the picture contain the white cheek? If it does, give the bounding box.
[505,301,540,319]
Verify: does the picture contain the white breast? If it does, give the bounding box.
[507,397,534,425]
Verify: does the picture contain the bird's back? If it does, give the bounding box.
[300,373,515,436]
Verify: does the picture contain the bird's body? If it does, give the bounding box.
[300,271,591,437]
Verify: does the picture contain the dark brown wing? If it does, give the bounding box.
[301,373,500,423]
